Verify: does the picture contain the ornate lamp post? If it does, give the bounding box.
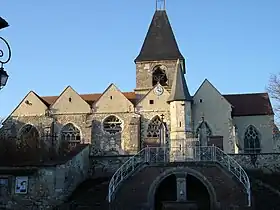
[0,17,11,89]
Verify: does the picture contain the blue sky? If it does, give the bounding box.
[1,0,280,119]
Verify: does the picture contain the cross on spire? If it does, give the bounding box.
[156,0,166,11]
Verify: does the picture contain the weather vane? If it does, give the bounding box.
[156,0,166,11]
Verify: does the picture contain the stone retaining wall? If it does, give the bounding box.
[0,145,90,210]
[90,155,132,178]
[229,153,280,172]
[90,153,280,179]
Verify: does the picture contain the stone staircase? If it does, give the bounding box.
[111,162,248,210]
[108,146,252,210]
[53,154,280,210]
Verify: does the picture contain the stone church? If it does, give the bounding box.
[1,8,276,155]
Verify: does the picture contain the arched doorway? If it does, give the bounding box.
[154,174,177,210]
[151,171,214,210]
[186,174,211,210]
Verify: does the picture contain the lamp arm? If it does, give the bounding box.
[0,36,11,66]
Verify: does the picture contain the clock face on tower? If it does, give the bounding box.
[154,86,164,96]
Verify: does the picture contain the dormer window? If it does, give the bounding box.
[152,65,168,86]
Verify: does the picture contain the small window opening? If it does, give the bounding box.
[69,97,72,102]
[179,121,182,127]
[110,96,113,100]
[149,100,154,104]
[199,99,203,103]
[25,100,32,105]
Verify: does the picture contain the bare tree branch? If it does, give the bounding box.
[267,73,280,126]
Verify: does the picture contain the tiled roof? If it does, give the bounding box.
[223,93,274,116]
[40,91,273,117]
[41,92,137,107]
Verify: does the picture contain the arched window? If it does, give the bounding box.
[103,115,122,135]
[147,116,162,138]
[61,123,81,144]
[244,125,261,153]
[18,124,40,148]
[152,65,168,86]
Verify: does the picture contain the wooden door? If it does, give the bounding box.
[208,136,223,150]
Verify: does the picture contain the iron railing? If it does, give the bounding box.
[108,145,251,207]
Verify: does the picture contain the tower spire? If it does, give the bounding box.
[167,59,192,103]
[135,3,184,63]
[156,0,166,11]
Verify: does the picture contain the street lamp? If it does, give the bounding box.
[0,17,11,89]
[0,67,8,89]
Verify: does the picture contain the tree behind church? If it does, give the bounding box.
[267,73,280,126]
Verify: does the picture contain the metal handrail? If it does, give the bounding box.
[108,145,251,206]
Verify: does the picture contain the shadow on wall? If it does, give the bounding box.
[0,116,89,166]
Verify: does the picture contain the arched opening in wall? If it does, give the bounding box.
[145,115,169,147]
[103,115,122,135]
[18,124,40,149]
[154,174,177,210]
[152,65,168,86]
[186,174,211,210]
[244,125,261,153]
[102,115,123,153]
[61,123,81,148]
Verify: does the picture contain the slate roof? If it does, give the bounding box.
[39,91,273,117]
[0,17,9,30]
[135,10,184,62]
[167,60,192,102]
[224,93,274,116]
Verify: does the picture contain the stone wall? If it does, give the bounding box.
[135,60,177,94]
[0,168,56,209]
[90,155,132,178]
[229,153,280,172]
[2,114,92,145]
[0,145,90,209]
[89,152,280,180]
[91,113,140,155]
[54,145,90,201]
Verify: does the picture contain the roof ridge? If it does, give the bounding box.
[223,92,268,96]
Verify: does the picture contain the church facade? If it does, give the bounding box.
[0,9,276,155]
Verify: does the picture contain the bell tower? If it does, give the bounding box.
[134,2,185,97]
